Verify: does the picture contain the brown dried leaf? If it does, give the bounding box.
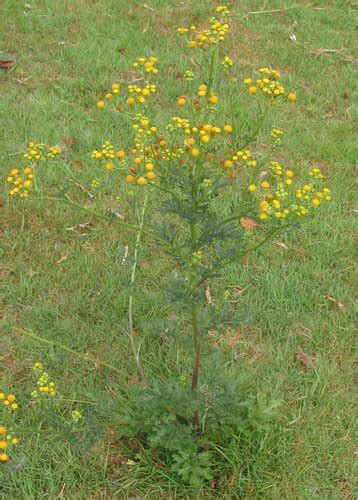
[56,253,69,264]
[68,25,77,34]
[13,76,31,84]
[231,286,245,297]
[64,136,77,145]
[240,217,257,229]
[205,285,213,305]
[325,295,345,310]
[65,221,94,235]
[296,352,314,368]
[72,160,83,169]
[129,372,140,384]
[107,208,125,220]
[121,245,129,266]
[0,60,14,69]
[274,240,289,250]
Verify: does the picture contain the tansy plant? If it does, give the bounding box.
[6,5,331,488]
[0,363,83,463]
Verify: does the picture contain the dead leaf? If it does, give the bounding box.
[65,221,94,236]
[72,160,83,169]
[78,222,94,230]
[287,416,301,426]
[64,136,76,145]
[241,256,248,266]
[24,3,34,8]
[325,295,345,310]
[139,259,151,269]
[107,208,125,220]
[343,92,349,99]
[343,56,358,66]
[240,217,257,229]
[56,254,69,264]
[231,286,245,297]
[129,372,140,384]
[274,241,289,250]
[296,352,315,368]
[0,60,14,69]
[309,48,343,56]
[205,285,213,305]
[13,76,31,84]
[68,25,77,34]
[118,48,126,55]
[67,177,94,199]
[121,245,128,266]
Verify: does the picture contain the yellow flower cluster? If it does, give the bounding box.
[23,142,44,161]
[71,409,82,423]
[97,81,158,109]
[216,5,231,15]
[7,167,33,198]
[221,56,233,68]
[90,116,160,185]
[246,159,331,220]
[91,140,117,171]
[0,426,18,463]
[217,149,256,179]
[97,54,159,110]
[196,84,219,104]
[132,56,159,74]
[170,116,191,134]
[97,83,121,109]
[125,117,162,185]
[166,117,235,166]
[183,70,194,81]
[47,145,62,158]
[270,128,283,141]
[132,114,157,137]
[0,392,18,411]
[244,68,297,101]
[31,363,56,398]
[23,142,62,161]
[177,9,230,48]
[126,83,157,105]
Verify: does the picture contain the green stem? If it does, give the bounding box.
[237,105,270,151]
[37,194,165,243]
[208,44,219,93]
[13,327,128,377]
[189,189,201,426]
[128,192,149,386]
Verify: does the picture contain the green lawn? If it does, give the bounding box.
[1,0,356,497]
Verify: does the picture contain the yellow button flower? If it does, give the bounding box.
[137,176,147,186]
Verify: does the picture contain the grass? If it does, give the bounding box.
[1,0,356,497]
